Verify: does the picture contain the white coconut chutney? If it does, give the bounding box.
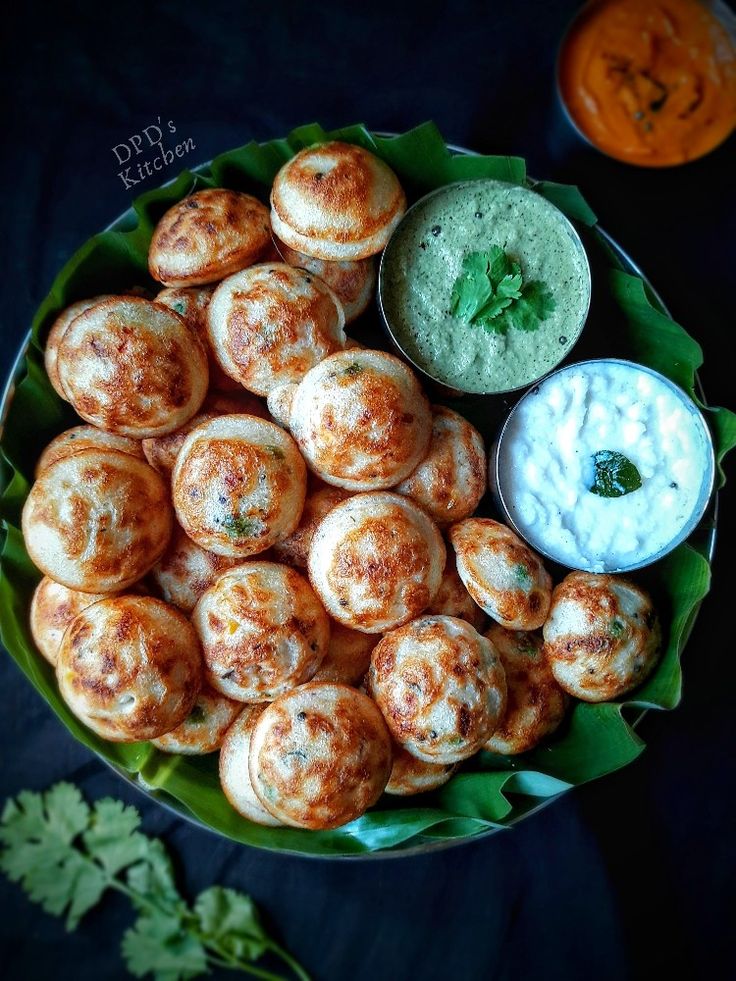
[496,360,714,572]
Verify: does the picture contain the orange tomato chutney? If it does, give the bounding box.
[558,0,736,166]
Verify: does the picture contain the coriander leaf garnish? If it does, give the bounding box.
[0,783,310,981]
[451,246,556,335]
[590,450,643,498]
[221,515,260,538]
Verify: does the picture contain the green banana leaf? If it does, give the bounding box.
[1,121,734,856]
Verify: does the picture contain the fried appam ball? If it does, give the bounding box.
[172,414,306,558]
[35,425,144,478]
[57,596,202,741]
[274,237,376,324]
[219,705,283,826]
[395,406,487,527]
[271,485,351,568]
[150,524,242,613]
[56,297,209,437]
[142,391,270,479]
[44,295,116,400]
[30,577,108,666]
[483,625,568,755]
[427,557,486,632]
[450,519,552,631]
[248,682,393,829]
[311,621,378,685]
[385,744,457,796]
[151,684,241,754]
[148,189,271,287]
[207,263,346,396]
[22,449,172,592]
[368,615,506,764]
[308,492,445,633]
[271,142,406,260]
[192,562,329,702]
[283,349,432,490]
[156,285,238,392]
[542,572,661,702]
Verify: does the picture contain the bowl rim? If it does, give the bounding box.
[376,177,592,396]
[490,356,717,574]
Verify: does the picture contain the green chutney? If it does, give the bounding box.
[379,180,591,394]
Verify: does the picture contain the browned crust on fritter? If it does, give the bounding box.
[271,142,405,248]
[396,406,487,526]
[57,297,209,437]
[56,596,202,741]
[142,412,220,478]
[325,513,434,629]
[427,557,486,631]
[272,486,351,568]
[449,518,552,630]
[44,296,116,400]
[172,419,306,557]
[156,285,239,391]
[542,572,661,701]
[368,616,503,761]
[483,626,568,755]
[35,426,144,478]
[22,448,173,592]
[149,189,271,286]
[249,683,392,829]
[29,577,107,665]
[385,744,457,796]
[149,524,242,612]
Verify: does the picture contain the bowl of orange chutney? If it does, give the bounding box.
[557,0,736,166]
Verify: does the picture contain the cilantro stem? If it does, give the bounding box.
[205,952,290,981]
[261,940,312,981]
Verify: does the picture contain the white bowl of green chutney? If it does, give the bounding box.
[378,179,592,395]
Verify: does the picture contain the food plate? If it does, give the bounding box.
[1,123,734,857]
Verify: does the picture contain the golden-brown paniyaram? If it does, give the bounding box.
[219,706,283,826]
[156,285,239,392]
[151,684,241,754]
[427,557,486,632]
[142,389,271,478]
[192,561,329,702]
[30,577,108,666]
[150,523,242,613]
[270,142,406,260]
[56,297,209,438]
[271,484,351,569]
[308,491,445,633]
[248,682,393,829]
[148,189,271,287]
[274,236,376,323]
[207,262,346,396]
[368,615,507,764]
[279,348,432,490]
[35,425,144,478]
[22,448,172,592]
[385,744,457,796]
[483,625,568,755]
[395,406,487,527]
[449,518,552,631]
[44,295,116,400]
[311,621,379,686]
[543,572,661,702]
[172,414,306,558]
[57,596,202,741]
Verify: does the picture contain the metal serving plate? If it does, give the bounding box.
[0,139,719,860]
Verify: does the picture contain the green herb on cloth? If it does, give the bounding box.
[0,783,309,981]
[450,246,555,335]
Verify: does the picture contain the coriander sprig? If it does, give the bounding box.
[0,783,310,981]
[450,245,555,335]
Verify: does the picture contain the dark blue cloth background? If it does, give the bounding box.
[1,2,734,978]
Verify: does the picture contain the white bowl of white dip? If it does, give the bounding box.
[491,359,715,573]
